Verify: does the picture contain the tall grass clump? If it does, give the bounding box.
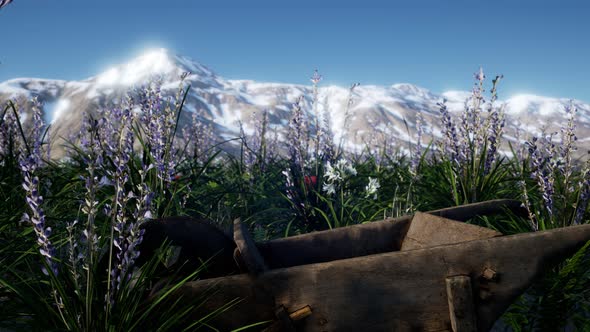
[416,68,515,209]
[0,76,235,331]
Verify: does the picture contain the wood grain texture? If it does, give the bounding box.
[446,276,477,332]
[255,199,521,270]
[234,218,268,275]
[401,213,502,251]
[180,223,590,331]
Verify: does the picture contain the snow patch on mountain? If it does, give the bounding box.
[506,94,566,116]
[48,99,71,123]
[0,80,29,97]
[96,49,179,86]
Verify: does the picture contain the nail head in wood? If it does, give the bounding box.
[482,267,497,281]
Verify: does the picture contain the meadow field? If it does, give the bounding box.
[1,71,590,331]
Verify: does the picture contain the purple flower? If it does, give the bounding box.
[559,102,578,192]
[318,109,335,162]
[138,78,178,183]
[287,96,308,174]
[438,99,462,166]
[574,181,590,225]
[310,69,323,85]
[336,83,360,155]
[411,112,424,176]
[282,168,296,202]
[238,120,256,171]
[484,105,506,175]
[19,98,58,275]
[109,160,153,302]
[182,110,215,164]
[574,157,590,225]
[526,133,558,219]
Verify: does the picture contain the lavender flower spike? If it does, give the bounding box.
[19,98,58,275]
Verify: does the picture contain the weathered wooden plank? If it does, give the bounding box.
[427,199,528,222]
[234,218,268,275]
[257,215,412,269]
[401,212,502,251]
[446,276,477,332]
[179,224,590,331]
[255,199,521,269]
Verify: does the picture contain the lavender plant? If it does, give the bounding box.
[19,98,58,276]
[431,68,510,205]
[181,110,215,164]
[410,112,425,177]
[336,82,360,157]
[287,95,308,176]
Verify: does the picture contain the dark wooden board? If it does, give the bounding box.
[181,224,590,331]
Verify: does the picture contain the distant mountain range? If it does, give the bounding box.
[2,48,590,158]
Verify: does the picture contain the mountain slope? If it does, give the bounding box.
[2,48,590,158]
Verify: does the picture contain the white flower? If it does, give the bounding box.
[323,182,336,195]
[335,159,357,177]
[324,161,342,183]
[365,177,380,198]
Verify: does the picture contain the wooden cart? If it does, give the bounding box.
[170,200,590,331]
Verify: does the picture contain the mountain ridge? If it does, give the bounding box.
[2,48,590,158]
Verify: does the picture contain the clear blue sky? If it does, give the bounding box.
[1,0,589,102]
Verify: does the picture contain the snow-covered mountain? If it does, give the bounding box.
[2,48,590,158]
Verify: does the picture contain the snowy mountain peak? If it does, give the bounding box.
[94,48,215,87]
[391,83,435,99]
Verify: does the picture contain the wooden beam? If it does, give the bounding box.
[446,275,477,332]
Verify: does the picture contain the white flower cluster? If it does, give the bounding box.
[322,159,357,195]
[365,177,381,199]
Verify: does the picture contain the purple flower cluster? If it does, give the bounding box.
[287,96,308,174]
[310,70,323,161]
[436,68,506,177]
[574,158,590,225]
[318,99,335,162]
[241,110,271,172]
[110,191,148,294]
[0,100,22,157]
[19,98,58,275]
[66,220,83,286]
[438,99,462,166]
[337,83,360,155]
[410,112,424,176]
[456,68,487,158]
[78,111,103,271]
[238,120,259,174]
[559,102,578,190]
[526,133,558,218]
[484,105,506,175]
[282,168,296,202]
[138,78,177,182]
[181,110,215,164]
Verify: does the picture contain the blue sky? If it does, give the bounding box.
[1,0,589,102]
